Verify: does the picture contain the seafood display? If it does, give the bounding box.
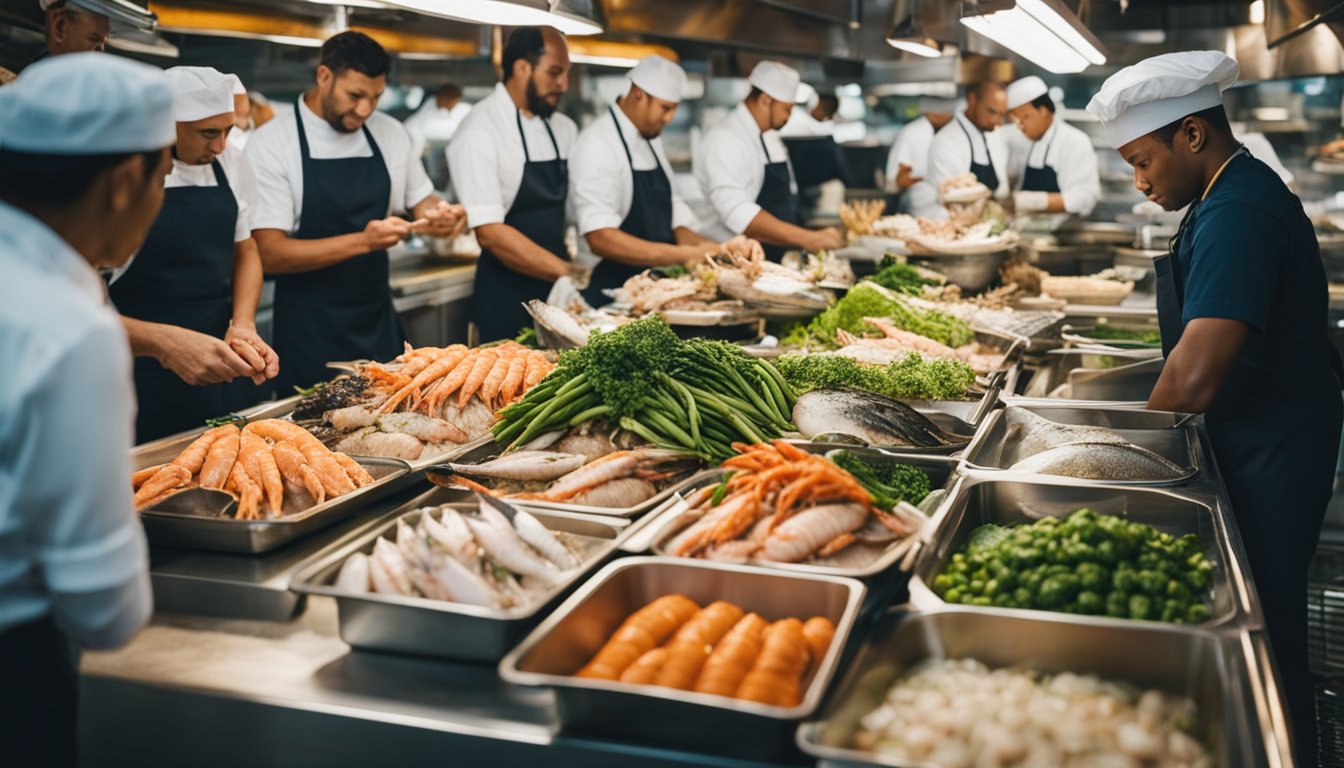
[574,593,836,707]
[785,282,974,350]
[131,420,374,518]
[525,300,629,348]
[333,497,599,610]
[853,658,1210,767]
[868,208,1017,256]
[838,199,886,236]
[838,316,1005,374]
[292,343,554,461]
[661,442,923,566]
[1003,407,1188,481]
[791,388,967,448]
[612,269,742,315]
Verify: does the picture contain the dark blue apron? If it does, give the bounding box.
[109,159,236,442]
[581,106,676,307]
[956,119,999,191]
[1020,131,1060,194]
[0,616,77,767]
[272,106,404,394]
[472,109,569,342]
[755,132,800,262]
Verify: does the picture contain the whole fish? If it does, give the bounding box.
[377,412,470,444]
[792,388,962,448]
[1008,443,1188,481]
[439,451,589,482]
[335,552,370,592]
[525,300,593,349]
[1003,407,1129,463]
[465,500,561,586]
[511,508,579,569]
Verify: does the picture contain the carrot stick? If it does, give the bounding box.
[576,594,699,680]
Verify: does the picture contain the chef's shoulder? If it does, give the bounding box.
[551,112,578,151]
[244,109,298,172]
[571,111,620,163]
[2,260,124,395]
[365,110,417,150]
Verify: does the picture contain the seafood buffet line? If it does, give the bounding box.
[82,193,1290,767]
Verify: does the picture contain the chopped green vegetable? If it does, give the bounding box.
[868,258,941,295]
[1086,324,1162,345]
[783,282,973,349]
[512,326,541,348]
[774,352,975,402]
[828,450,931,510]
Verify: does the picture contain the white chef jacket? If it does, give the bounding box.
[1006,117,1101,216]
[0,202,151,648]
[227,126,249,152]
[886,116,936,191]
[446,83,578,229]
[246,96,435,234]
[570,104,699,266]
[693,102,797,241]
[778,106,832,138]
[918,110,1010,218]
[403,98,471,160]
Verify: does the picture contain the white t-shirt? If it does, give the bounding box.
[1005,117,1102,216]
[446,82,578,229]
[693,102,796,240]
[886,116,936,191]
[917,110,1010,218]
[246,96,435,234]
[403,98,471,160]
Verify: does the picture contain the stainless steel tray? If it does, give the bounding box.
[290,488,628,661]
[643,453,959,580]
[909,476,1255,629]
[498,556,866,761]
[138,456,412,554]
[1016,347,1163,406]
[797,606,1257,767]
[131,395,303,454]
[961,404,1201,486]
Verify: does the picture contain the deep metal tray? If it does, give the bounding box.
[498,556,866,761]
[797,606,1257,767]
[290,488,628,661]
[961,404,1201,486]
[909,476,1256,630]
[1015,347,1163,406]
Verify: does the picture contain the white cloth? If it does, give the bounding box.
[919,110,1010,217]
[693,102,795,240]
[748,61,800,103]
[1006,117,1101,216]
[570,105,698,265]
[0,52,173,154]
[0,202,151,646]
[446,83,577,230]
[403,98,471,161]
[245,96,435,233]
[227,126,250,152]
[1006,76,1048,110]
[165,66,234,122]
[229,74,246,96]
[627,55,687,104]
[1086,50,1238,149]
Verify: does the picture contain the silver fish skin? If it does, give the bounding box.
[335,552,370,593]
[525,300,591,348]
[423,507,480,568]
[1008,442,1187,481]
[792,388,958,448]
[466,500,561,585]
[445,451,589,482]
[511,508,579,569]
[1003,407,1129,463]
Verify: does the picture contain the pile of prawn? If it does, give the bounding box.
[131,419,374,519]
[374,341,553,416]
[665,441,920,564]
[576,594,835,708]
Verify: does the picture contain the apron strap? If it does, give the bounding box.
[957,118,991,163]
[609,105,635,168]
[516,108,563,164]
[757,131,774,163]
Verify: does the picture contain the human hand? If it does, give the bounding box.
[156,326,256,386]
[415,201,468,239]
[363,217,415,252]
[224,323,279,385]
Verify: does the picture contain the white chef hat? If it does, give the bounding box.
[627,55,688,103]
[748,60,800,103]
[165,66,235,122]
[230,74,247,96]
[796,82,819,110]
[0,52,173,154]
[919,95,959,114]
[39,0,107,15]
[1086,50,1239,149]
[1007,76,1049,110]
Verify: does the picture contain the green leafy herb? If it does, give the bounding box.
[774,352,975,401]
[783,282,973,349]
[829,450,932,509]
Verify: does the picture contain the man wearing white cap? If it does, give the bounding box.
[886,95,957,212]
[109,66,278,443]
[920,81,1010,218]
[1089,50,1341,765]
[0,52,170,762]
[226,74,252,152]
[1003,76,1099,217]
[693,60,844,261]
[38,0,109,61]
[569,55,726,305]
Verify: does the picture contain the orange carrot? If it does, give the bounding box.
[618,648,669,685]
[736,618,808,707]
[801,617,836,676]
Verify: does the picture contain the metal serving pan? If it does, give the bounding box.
[909,476,1255,630]
[290,489,628,661]
[137,455,411,554]
[1015,347,1162,406]
[643,453,959,580]
[961,404,1201,487]
[499,556,865,761]
[797,606,1257,767]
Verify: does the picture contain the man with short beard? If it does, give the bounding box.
[248,31,466,392]
[917,81,1010,218]
[448,26,578,342]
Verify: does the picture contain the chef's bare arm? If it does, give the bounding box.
[1147,317,1248,413]
[227,237,279,383]
[743,209,843,253]
[252,219,411,274]
[475,222,571,282]
[585,226,716,267]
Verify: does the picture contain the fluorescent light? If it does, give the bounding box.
[886,14,944,58]
[378,0,600,34]
[1250,0,1265,25]
[304,0,388,8]
[888,39,943,57]
[569,53,639,68]
[959,0,1106,74]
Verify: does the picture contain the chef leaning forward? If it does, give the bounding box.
[108,66,279,444]
[885,95,958,214]
[570,55,726,307]
[447,26,577,343]
[693,61,844,262]
[916,81,1010,219]
[1003,75,1100,217]
[0,53,169,765]
[248,31,467,393]
[1088,50,1343,766]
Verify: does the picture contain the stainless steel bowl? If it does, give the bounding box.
[907,250,1010,293]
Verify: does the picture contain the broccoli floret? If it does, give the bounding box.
[829,451,932,509]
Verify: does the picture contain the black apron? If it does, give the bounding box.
[957,119,999,191]
[0,616,78,767]
[272,106,404,394]
[1020,131,1060,194]
[581,107,676,307]
[473,109,569,342]
[755,132,800,262]
[109,159,236,443]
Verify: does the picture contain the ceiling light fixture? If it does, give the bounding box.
[886,15,943,58]
[959,0,1106,74]
[568,53,640,68]
[377,0,601,35]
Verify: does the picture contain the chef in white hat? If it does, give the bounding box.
[919,81,1010,218]
[569,55,728,305]
[693,60,844,260]
[109,65,278,443]
[38,0,109,60]
[886,95,957,212]
[1003,75,1099,216]
[1089,50,1341,766]
[0,52,171,762]
[226,74,252,151]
